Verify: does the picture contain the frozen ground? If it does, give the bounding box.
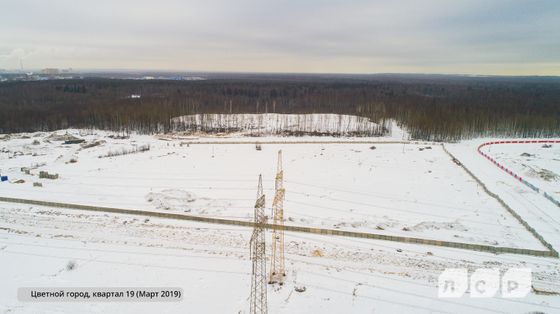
[448,139,560,253]
[1,202,559,314]
[1,129,560,313]
[0,130,542,249]
[480,142,560,196]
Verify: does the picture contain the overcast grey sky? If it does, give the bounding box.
[1,0,559,75]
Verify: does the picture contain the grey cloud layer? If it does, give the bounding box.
[0,0,559,74]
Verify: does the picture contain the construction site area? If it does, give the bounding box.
[1,124,560,313]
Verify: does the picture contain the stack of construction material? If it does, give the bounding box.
[39,171,59,180]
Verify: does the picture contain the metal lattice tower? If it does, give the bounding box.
[250,175,267,314]
[269,150,286,285]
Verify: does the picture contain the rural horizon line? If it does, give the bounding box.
[4,67,560,78]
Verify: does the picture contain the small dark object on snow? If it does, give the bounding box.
[542,144,552,148]
[64,139,85,145]
[255,143,262,151]
[426,251,433,256]
[396,249,403,253]
[14,179,25,184]
[369,146,376,150]
[108,134,130,140]
[39,171,59,179]
[294,286,306,293]
[425,146,432,149]
[402,227,410,231]
[33,182,43,187]
[81,140,105,149]
[520,152,534,157]
[66,260,76,271]
[0,176,8,182]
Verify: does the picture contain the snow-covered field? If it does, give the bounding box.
[480,142,560,196]
[1,128,560,313]
[1,202,559,314]
[0,131,542,249]
[448,140,560,253]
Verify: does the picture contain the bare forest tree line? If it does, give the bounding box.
[170,113,388,137]
[0,76,559,141]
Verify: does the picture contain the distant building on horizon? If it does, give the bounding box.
[42,68,60,75]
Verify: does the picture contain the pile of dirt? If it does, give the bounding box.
[526,167,559,181]
[47,132,83,142]
[145,189,197,211]
[311,248,324,257]
[409,221,468,232]
[80,140,106,149]
[539,169,559,181]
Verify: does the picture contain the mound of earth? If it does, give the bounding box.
[47,133,83,142]
[409,221,468,232]
[146,189,197,212]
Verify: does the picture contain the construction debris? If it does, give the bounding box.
[80,140,105,149]
[47,133,83,142]
[64,139,85,145]
[294,286,306,293]
[39,171,59,180]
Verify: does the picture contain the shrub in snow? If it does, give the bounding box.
[294,286,306,293]
[311,249,324,257]
[98,144,150,158]
[66,260,76,271]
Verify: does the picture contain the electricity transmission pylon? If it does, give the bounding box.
[250,175,267,314]
[269,150,286,285]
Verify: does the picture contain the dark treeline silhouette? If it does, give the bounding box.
[0,74,559,141]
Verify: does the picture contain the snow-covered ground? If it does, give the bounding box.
[1,202,559,314]
[480,142,560,197]
[448,139,560,253]
[0,131,541,249]
[1,128,560,313]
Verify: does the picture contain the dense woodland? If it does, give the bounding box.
[0,74,559,141]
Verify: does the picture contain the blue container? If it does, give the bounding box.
[0,176,7,182]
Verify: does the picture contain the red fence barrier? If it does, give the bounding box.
[477,140,560,201]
